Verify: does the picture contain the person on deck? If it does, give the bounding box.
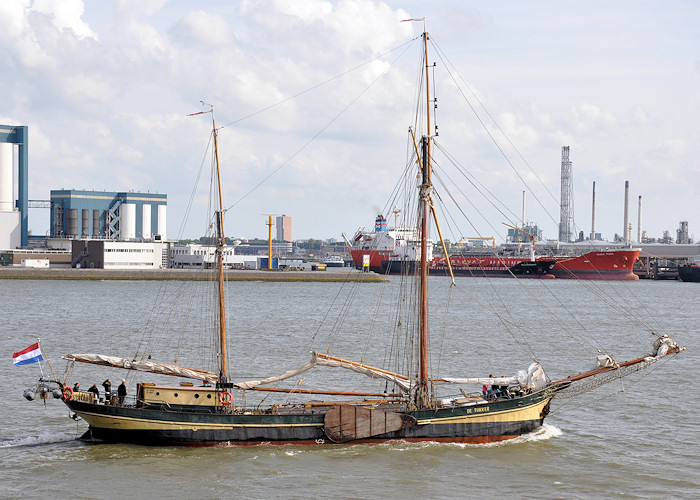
[117,380,127,406]
[87,384,99,402]
[73,382,80,392]
[102,379,112,404]
[499,375,509,399]
[489,374,499,399]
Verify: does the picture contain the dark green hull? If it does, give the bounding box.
[66,389,555,446]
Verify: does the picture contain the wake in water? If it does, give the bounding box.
[235,424,564,457]
[370,424,563,451]
[0,430,77,449]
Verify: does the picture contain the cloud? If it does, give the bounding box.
[32,0,98,39]
[169,10,233,47]
[571,102,617,135]
[1,1,698,242]
[651,139,686,161]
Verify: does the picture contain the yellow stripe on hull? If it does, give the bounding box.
[74,409,321,432]
[417,398,550,426]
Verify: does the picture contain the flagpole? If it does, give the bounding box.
[38,338,58,383]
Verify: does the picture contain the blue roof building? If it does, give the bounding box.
[50,190,167,240]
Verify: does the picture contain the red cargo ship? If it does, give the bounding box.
[428,249,641,280]
[346,219,640,280]
[345,215,432,274]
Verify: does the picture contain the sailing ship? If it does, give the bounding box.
[31,30,681,446]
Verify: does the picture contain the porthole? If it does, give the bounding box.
[174,393,179,397]
[155,392,160,396]
[194,394,200,399]
[207,394,212,399]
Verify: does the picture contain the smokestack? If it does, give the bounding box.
[623,181,630,245]
[591,181,596,241]
[637,195,642,244]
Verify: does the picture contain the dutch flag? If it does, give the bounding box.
[12,342,44,366]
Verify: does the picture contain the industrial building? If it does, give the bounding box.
[50,189,167,240]
[72,240,169,269]
[0,125,28,249]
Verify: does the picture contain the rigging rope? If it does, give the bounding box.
[223,39,418,214]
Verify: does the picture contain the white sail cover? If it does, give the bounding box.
[63,354,219,384]
[443,362,547,391]
[648,334,678,360]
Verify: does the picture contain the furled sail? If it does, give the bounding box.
[234,351,413,392]
[550,335,681,399]
[442,362,547,391]
[63,354,219,384]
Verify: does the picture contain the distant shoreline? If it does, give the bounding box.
[0,267,386,282]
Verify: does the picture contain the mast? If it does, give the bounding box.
[211,111,228,380]
[417,30,432,408]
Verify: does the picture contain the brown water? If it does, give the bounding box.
[1,277,697,499]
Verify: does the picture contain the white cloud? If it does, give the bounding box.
[170,10,233,46]
[32,0,97,39]
[0,1,698,242]
[651,139,686,160]
[571,102,617,135]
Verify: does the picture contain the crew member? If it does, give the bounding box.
[87,383,99,402]
[117,379,127,406]
[102,379,112,404]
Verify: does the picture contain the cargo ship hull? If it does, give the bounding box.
[549,250,640,280]
[376,249,641,280]
[678,265,700,282]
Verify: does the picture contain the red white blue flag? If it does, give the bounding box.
[12,343,44,366]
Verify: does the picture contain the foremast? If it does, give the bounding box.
[211,110,228,382]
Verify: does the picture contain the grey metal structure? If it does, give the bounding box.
[558,146,574,242]
[677,221,689,244]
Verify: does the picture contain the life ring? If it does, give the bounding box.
[218,391,232,406]
[63,386,73,401]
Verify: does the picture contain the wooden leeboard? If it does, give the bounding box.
[324,405,409,443]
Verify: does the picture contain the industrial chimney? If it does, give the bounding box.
[591,181,596,241]
[637,195,642,244]
[623,181,630,245]
[559,147,574,242]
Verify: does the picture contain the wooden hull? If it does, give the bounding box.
[65,391,553,446]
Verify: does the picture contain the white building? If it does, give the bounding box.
[170,243,257,269]
[72,240,169,269]
[0,142,20,249]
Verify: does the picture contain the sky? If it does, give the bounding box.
[1,0,699,243]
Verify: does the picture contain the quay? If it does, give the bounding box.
[0,267,387,283]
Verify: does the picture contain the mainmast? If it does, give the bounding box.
[211,111,228,381]
[417,30,432,408]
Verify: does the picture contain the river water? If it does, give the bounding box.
[0,276,697,499]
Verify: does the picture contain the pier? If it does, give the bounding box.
[0,267,386,282]
[634,243,700,279]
